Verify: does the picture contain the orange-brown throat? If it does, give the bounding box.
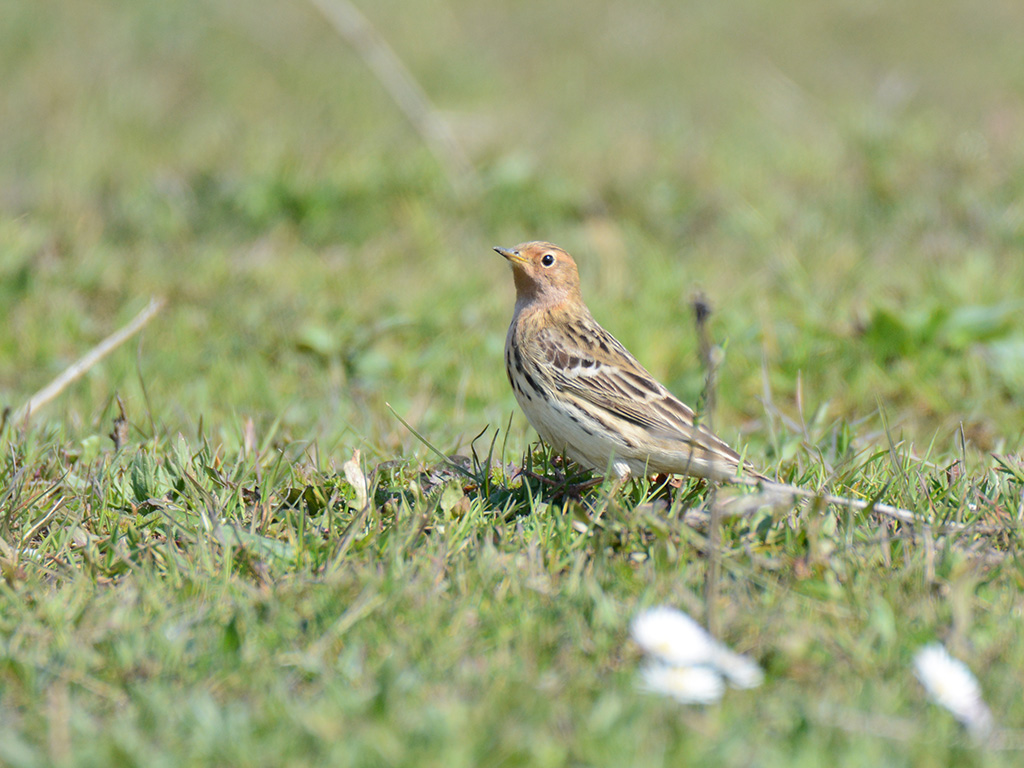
[511,263,541,302]
[495,242,583,310]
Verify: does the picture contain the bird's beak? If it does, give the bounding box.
[494,246,525,264]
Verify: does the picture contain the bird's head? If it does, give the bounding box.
[494,241,582,307]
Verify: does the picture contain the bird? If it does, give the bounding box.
[494,240,764,483]
[493,241,931,527]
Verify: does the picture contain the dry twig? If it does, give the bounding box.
[11,297,166,425]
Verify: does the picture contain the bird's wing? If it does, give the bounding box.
[525,322,743,464]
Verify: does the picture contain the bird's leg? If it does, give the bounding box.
[517,467,605,499]
[562,475,606,497]
[516,467,563,487]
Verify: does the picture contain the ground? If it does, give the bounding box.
[2,0,1024,765]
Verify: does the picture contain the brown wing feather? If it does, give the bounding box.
[523,320,742,463]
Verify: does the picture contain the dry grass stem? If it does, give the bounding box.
[693,292,722,637]
[12,297,166,425]
[309,0,479,195]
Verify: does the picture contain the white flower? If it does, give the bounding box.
[632,606,717,667]
[639,661,725,705]
[631,606,763,689]
[913,643,993,736]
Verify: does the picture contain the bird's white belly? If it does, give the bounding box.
[514,388,634,478]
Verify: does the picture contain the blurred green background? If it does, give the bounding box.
[3,0,1023,461]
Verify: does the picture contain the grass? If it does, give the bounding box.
[2,0,1024,764]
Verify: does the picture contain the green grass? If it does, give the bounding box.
[3,0,1024,765]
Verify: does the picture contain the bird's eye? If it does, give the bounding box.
[541,253,555,267]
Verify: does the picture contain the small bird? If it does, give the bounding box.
[493,241,930,526]
[495,241,763,483]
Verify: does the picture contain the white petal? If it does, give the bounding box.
[639,662,725,705]
[913,644,993,735]
[631,606,718,667]
[632,606,763,688]
[711,648,764,689]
